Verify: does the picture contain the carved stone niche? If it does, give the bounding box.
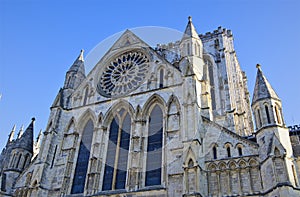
[167,113,180,131]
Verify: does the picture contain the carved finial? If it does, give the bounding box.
[256,64,261,69]
[188,16,192,22]
[79,49,84,61]
[32,117,36,122]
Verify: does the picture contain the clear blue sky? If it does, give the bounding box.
[0,0,299,150]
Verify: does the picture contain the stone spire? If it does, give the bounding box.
[63,49,86,90]
[15,118,35,153]
[180,16,203,59]
[252,64,280,104]
[182,16,200,40]
[69,49,85,74]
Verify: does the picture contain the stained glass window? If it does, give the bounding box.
[71,119,94,194]
[103,111,131,190]
[145,105,163,186]
[97,51,149,98]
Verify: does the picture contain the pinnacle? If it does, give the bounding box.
[17,125,24,139]
[256,63,261,70]
[78,49,84,62]
[252,64,280,104]
[182,16,200,40]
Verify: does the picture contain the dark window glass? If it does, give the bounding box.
[103,112,131,191]
[257,109,262,128]
[1,173,6,191]
[238,147,243,156]
[71,119,94,194]
[145,105,163,186]
[227,147,231,158]
[102,118,119,191]
[213,146,217,159]
[265,105,271,124]
[159,69,164,88]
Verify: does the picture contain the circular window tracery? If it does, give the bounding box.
[97,51,149,98]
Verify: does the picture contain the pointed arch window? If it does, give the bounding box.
[10,153,16,168]
[265,105,271,124]
[1,173,6,192]
[207,60,216,110]
[227,147,231,158]
[71,119,94,194]
[145,105,163,186]
[213,146,217,159]
[275,105,281,124]
[256,109,262,128]
[102,110,131,191]
[21,154,30,169]
[83,87,89,106]
[187,43,190,55]
[16,154,22,169]
[238,147,243,156]
[159,69,164,88]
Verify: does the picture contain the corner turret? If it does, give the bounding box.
[180,16,203,58]
[252,64,284,130]
[252,65,297,189]
[0,118,35,195]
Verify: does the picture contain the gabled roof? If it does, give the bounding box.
[182,16,200,40]
[252,64,280,105]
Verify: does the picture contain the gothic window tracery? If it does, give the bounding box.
[145,105,163,186]
[102,110,131,191]
[97,51,149,98]
[71,119,94,194]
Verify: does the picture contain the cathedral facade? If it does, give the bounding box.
[1,17,300,197]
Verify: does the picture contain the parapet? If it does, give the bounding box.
[199,26,233,41]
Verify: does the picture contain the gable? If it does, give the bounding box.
[202,117,259,160]
[70,30,183,107]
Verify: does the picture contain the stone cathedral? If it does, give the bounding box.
[1,17,300,197]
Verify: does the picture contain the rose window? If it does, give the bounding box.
[97,51,149,98]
